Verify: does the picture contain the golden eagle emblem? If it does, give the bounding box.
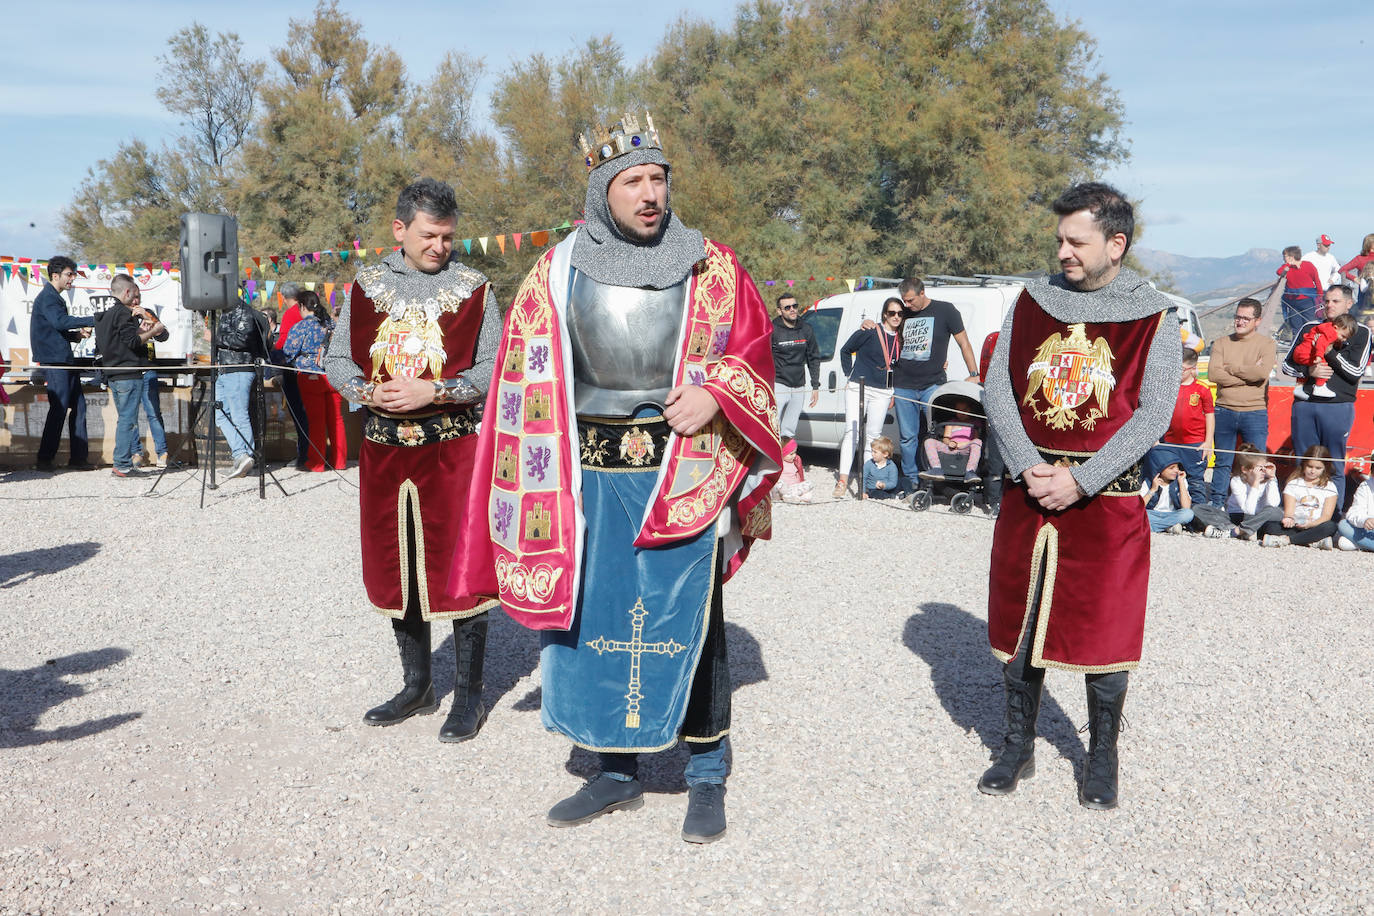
[1023,323,1115,430]
[368,298,451,382]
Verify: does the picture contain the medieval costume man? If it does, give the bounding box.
[980,182,1181,809]
[449,113,781,843]
[323,178,503,743]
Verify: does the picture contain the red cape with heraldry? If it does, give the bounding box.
[988,289,1168,672]
[447,233,781,631]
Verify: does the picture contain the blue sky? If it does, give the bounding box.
[2,0,1370,264]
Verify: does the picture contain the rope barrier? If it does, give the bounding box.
[820,374,1366,467]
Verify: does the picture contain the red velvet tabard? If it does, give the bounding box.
[988,290,1167,672]
[348,274,496,621]
[348,277,489,387]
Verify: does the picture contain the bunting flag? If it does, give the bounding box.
[0,240,881,299]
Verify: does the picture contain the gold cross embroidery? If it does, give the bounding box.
[583,597,686,728]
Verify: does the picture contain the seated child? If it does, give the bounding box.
[1293,312,1357,399]
[1225,443,1282,540]
[921,397,983,481]
[863,435,900,500]
[1336,470,1374,551]
[1141,459,1193,533]
[775,439,813,503]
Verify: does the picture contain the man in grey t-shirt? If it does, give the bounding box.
[890,278,979,482]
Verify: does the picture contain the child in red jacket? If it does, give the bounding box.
[1293,312,1357,399]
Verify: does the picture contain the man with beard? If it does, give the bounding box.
[979,182,1180,810]
[450,113,781,843]
[770,293,821,450]
[323,177,503,743]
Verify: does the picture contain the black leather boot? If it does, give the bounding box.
[439,614,488,743]
[1079,672,1128,810]
[978,664,1044,795]
[362,617,436,725]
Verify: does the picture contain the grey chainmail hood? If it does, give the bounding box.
[1027,266,1174,323]
[569,147,706,290]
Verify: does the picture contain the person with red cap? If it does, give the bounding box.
[1303,234,1342,290]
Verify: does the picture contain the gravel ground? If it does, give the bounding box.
[1,461,1371,914]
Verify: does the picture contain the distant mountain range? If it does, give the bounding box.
[1133,247,1279,303]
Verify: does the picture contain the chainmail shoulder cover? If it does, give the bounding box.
[324,251,501,402]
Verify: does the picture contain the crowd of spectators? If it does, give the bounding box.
[775,245,1374,555]
[22,257,348,478]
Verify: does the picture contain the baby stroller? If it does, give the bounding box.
[910,380,986,514]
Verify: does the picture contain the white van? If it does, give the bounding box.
[792,277,1026,450]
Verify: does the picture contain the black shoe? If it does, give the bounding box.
[68,462,98,471]
[35,459,57,473]
[363,616,435,725]
[547,774,644,827]
[362,681,437,725]
[978,665,1044,796]
[439,615,488,743]
[1079,673,1128,810]
[681,783,727,844]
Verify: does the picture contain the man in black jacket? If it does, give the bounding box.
[770,294,821,448]
[94,274,166,477]
[1283,283,1371,510]
[215,296,272,479]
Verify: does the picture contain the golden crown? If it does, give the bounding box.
[578,111,662,172]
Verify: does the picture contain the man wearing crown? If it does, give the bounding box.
[449,112,781,843]
[323,177,504,744]
[979,183,1181,810]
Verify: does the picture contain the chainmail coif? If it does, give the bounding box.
[570,147,706,291]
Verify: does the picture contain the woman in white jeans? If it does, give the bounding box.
[834,298,903,497]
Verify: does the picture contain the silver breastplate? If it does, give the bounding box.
[566,271,687,417]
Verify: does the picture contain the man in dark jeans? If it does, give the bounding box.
[29,256,96,472]
[1283,284,1371,511]
[94,274,167,477]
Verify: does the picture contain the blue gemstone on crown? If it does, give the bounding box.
[631,135,641,147]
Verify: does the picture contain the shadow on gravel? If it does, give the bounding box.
[0,647,142,748]
[432,611,539,713]
[0,541,101,589]
[903,603,1083,767]
[550,621,765,794]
